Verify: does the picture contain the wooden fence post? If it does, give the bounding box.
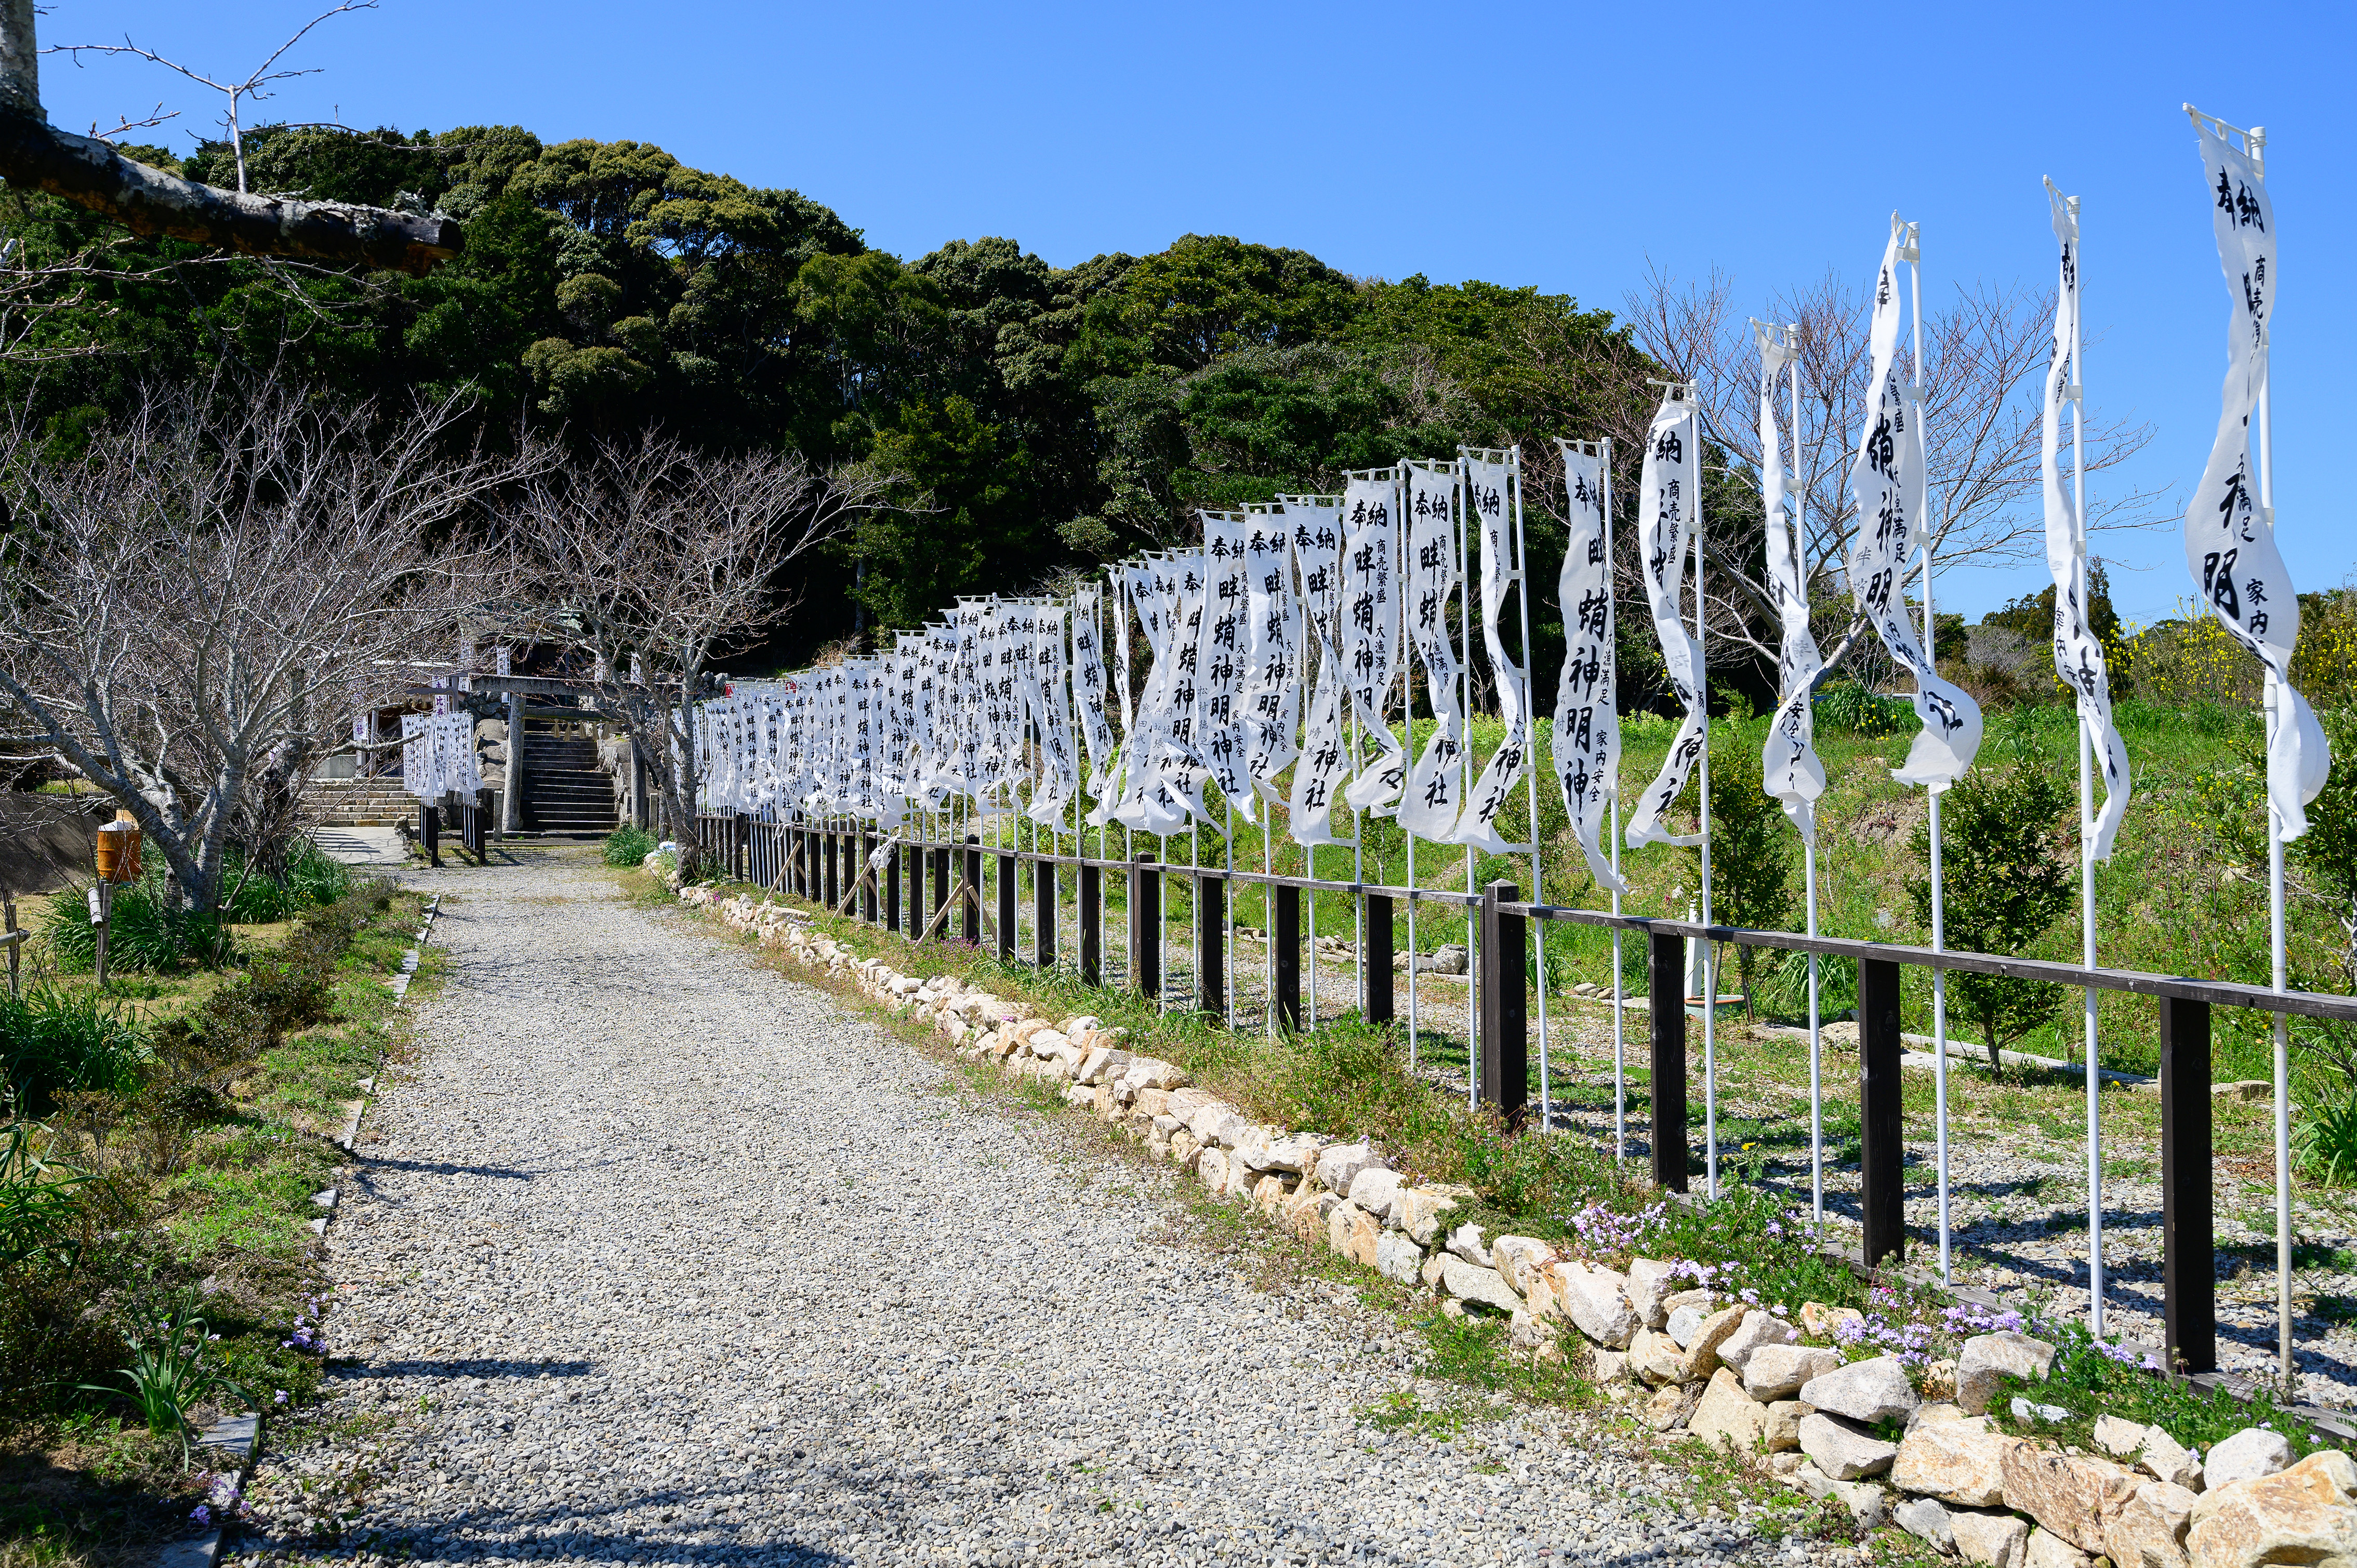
[1129,852,1160,999]
[1196,869,1225,1019]
[4,897,18,999]
[885,842,902,934]
[1649,928,1686,1192]
[1034,852,1055,967]
[962,835,982,945]
[1273,883,1301,1032]
[1480,882,1528,1125]
[1078,861,1101,986]
[996,849,1017,962]
[1859,955,1906,1268]
[932,842,950,933]
[474,788,494,859]
[2162,996,2216,1374]
[1362,893,1394,1024]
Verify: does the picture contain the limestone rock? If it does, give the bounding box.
[1282,1188,1339,1244]
[1624,1258,1677,1327]
[1630,1326,1687,1386]
[1645,1383,1699,1432]
[1439,1256,1524,1314]
[1261,1134,1322,1174]
[1328,1200,1380,1266]
[1592,1349,1634,1386]
[1490,1235,1557,1298]
[1314,1141,1382,1193]
[2025,1526,2094,1568]
[1745,1343,1841,1401]
[2202,1429,2293,1494]
[1444,1222,1493,1268]
[1688,1368,1772,1454]
[1800,1354,1923,1424]
[1765,1400,1805,1453]
[1801,1300,1866,1338]
[1196,1147,1232,1193]
[1957,1332,2058,1415]
[1395,1188,1459,1246]
[1347,1166,1403,1221]
[2187,1450,2357,1568]
[1373,1230,1424,1285]
[2139,1428,2204,1493]
[2096,1415,2151,1458]
[1666,1304,1709,1349]
[1169,1131,1201,1170]
[1716,1309,1800,1375]
[1896,1495,1956,1552]
[1119,1057,1187,1094]
[1952,1507,2034,1568]
[1074,1045,1129,1084]
[1220,1151,1258,1200]
[1675,1305,1749,1381]
[2107,1479,2199,1568]
[1136,1087,1174,1120]
[2001,1444,2142,1553]
[1800,1412,1900,1480]
[1167,1087,1221,1120]
[1893,1422,2021,1508]
[1909,1402,1979,1433]
[1550,1261,1639,1349]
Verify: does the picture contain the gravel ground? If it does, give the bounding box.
[239,846,1817,1568]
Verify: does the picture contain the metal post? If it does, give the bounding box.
[2161,996,2216,1374]
[1859,956,1906,1269]
[1273,883,1301,1032]
[1479,882,1527,1125]
[91,881,111,988]
[1129,852,1161,999]
[1079,860,1102,986]
[1362,893,1394,1025]
[1648,929,1685,1191]
[1196,868,1225,1020]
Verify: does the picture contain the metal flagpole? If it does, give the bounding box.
[1599,439,1625,1162]
[2248,122,2293,1381]
[1788,330,1826,1236]
[1458,455,1478,1110]
[1906,222,1956,1286]
[1693,387,1717,1202]
[2066,192,2105,1334]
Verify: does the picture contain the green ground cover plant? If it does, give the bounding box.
[0,867,432,1565]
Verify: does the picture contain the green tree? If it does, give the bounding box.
[1907,767,2076,1069]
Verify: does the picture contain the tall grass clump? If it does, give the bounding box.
[604,825,657,866]
[0,990,148,1113]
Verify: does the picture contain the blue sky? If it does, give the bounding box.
[36,0,2355,627]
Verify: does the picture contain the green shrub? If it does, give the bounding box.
[604,825,657,866]
[1909,765,2076,1070]
[1814,680,1912,736]
[2294,1081,2357,1187]
[43,838,354,972]
[0,988,148,1113]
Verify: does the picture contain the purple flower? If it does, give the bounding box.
[190,1506,212,1526]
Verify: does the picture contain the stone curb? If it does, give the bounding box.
[677,884,2357,1562]
[155,1412,259,1568]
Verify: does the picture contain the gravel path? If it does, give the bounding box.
[240,847,1806,1568]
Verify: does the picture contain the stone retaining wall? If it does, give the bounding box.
[677,879,2357,1568]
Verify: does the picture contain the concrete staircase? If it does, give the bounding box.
[306,778,414,827]
[521,725,617,834]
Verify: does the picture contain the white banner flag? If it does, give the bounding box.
[1756,323,1828,844]
[1341,472,1405,812]
[1028,604,1080,825]
[1553,443,1624,893]
[2184,113,2327,839]
[1110,555,1196,835]
[1287,498,1353,845]
[1455,452,1531,855]
[2041,186,2132,860]
[1846,217,1983,791]
[1399,463,1467,840]
[1071,588,1118,800]
[1241,508,1302,805]
[1200,511,1255,817]
[1625,391,1709,849]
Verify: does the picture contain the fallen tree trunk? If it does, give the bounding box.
[0,107,460,275]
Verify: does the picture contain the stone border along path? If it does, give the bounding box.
[232,845,1810,1568]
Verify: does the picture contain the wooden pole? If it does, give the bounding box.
[1649,929,1687,1192]
[1273,883,1301,1032]
[1196,868,1224,1021]
[2162,996,2217,1373]
[1078,861,1101,986]
[1362,894,1394,1025]
[1129,852,1160,999]
[1479,881,1528,1125]
[1859,956,1906,1268]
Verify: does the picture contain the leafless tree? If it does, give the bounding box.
[0,380,550,912]
[509,436,891,879]
[1625,260,2167,678]
[0,0,457,275]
